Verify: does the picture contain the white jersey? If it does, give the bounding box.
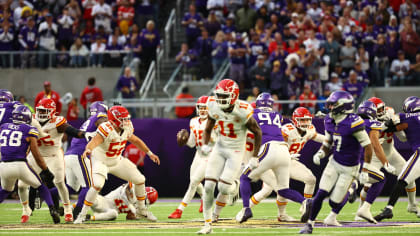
[36,116,67,157]
[95,121,133,165]
[95,184,136,214]
[281,123,319,154]
[242,131,255,164]
[207,97,253,150]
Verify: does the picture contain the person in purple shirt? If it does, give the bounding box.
[373,15,387,35]
[204,11,221,38]
[221,14,236,34]
[139,20,160,69]
[117,66,139,99]
[0,23,14,68]
[0,105,60,224]
[211,31,228,73]
[0,90,21,125]
[237,93,310,223]
[270,60,288,100]
[386,31,400,62]
[229,35,247,89]
[176,43,199,80]
[64,101,107,219]
[19,17,38,68]
[354,62,370,87]
[362,22,378,58]
[300,91,373,234]
[248,33,267,67]
[125,35,141,59]
[105,35,124,67]
[182,4,203,48]
[372,34,389,86]
[343,71,365,99]
[57,7,75,49]
[194,29,213,79]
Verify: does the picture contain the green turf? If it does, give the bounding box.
[1,198,420,235]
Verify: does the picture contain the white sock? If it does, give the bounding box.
[213,193,228,216]
[406,183,417,205]
[203,181,216,223]
[134,183,146,209]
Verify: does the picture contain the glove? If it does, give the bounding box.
[201,145,212,156]
[248,157,259,170]
[383,162,396,174]
[290,153,301,160]
[359,171,369,185]
[40,168,55,188]
[384,119,397,133]
[313,150,325,165]
[84,131,96,142]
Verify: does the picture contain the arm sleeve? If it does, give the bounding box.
[352,130,371,147]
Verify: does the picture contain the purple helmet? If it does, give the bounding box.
[89,101,108,116]
[357,100,377,119]
[256,92,274,109]
[403,96,420,113]
[326,90,354,114]
[12,105,32,124]
[0,89,13,103]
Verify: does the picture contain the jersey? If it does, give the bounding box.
[253,108,285,145]
[37,116,67,157]
[95,121,133,163]
[281,123,317,154]
[66,113,107,156]
[0,123,38,161]
[324,114,366,167]
[103,184,136,214]
[186,116,217,155]
[207,97,253,149]
[0,101,21,125]
[399,112,420,151]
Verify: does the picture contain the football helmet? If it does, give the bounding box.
[146,186,158,205]
[108,105,131,129]
[250,102,256,109]
[402,96,420,113]
[214,79,239,109]
[357,100,377,120]
[368,97,385,120]
[292,107,312,130]
[326,91,354,114]
[12,105,32,124]
[196,96,209,119]
[0,89,13,103]
[89,101,108,116]
[256,92,274,109]
[36,98,56,122]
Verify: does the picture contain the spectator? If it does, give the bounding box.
[287,12,300,36]
[400,20,420,62]
[235,0,257,33]
[390,50,410,86]
[134,0,156,29]
[372,34,389,86]
[56,45,69,67]
[57,7,74,49]
[19,17,38,68]
[66,0,82,20]
[343,70,364,99]
[270,60,288,99]
[299,85,317,113]
[182,4,203,48]
[246,86,260,102]
[117,0,135,27]
[117,67,139,99]
[108,27,127,47]
[211,31,228,73]
[90,37,106,67]
[66,98,80,121]
[34,81,62,115]
[356,45,370,73]
[248,33,267,67]
[229,34,247,89]
[334,62,348,81]
[82,0,96,21]
[175,87,195,119]
[70,38,89,67]
[268,32,286,55]
[221,14,236,34]
[92,0,112,33]
[282,25,296,42]
[302,50,322,96]
[249,55,270,92]
[387,15,398,34]
[321,32,340,68]
[18,96,34,113]
[204,11,221,37]
[0,22,14,68]
[398,0,417,19]
[80,77,104,116]
[195,29,213,79]
[317,88,331,114]
[139,20,160,69]
[303,29,321,52]
[386,30,400,62]
[106,36,124,67]
[409,53,420,85]
[325,73,343,92]
[123,143,145,167]
[285,57,303,114]
[339,37,357,73]
[38,13,58,68]
[176,43,199,81]
[125,35,142,59]
[354,62,370,86]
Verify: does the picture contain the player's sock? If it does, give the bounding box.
[276,199,287,215]
[330,192,348,214]
[79,188,98,217]
[179,181,199,210]
[55,182,71,210]
[387,179,407,207]
[203,180,216,223]
[240,175,252,208]
[277,188,305,204]
[196,183,204,197]
[303,183,315,199]
[405,182,417,205]
[366,180,385,204]
[134,183,146,209]
[214,193,228,216]
[309,189,329,221]
[37,185,55,207]
[18,185,29,206]
[250,184,273,208]
[0,188,12,203]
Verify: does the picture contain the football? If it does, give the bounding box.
[176,129,189,147]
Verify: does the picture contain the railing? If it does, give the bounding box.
[207,59,231,95]
[176,0,182,29]
[164,9,176,59]
[163,63,183,97]
[139,60,156,100]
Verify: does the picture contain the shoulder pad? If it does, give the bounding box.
[350,115,364,129]
[28,125,39,138]
[96,113,107,119]
[98,122,113,138]
[55,116,67,127]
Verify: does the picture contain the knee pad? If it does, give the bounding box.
[204,181,216,194]
[133,174,146,185]
[92,173,106,190]
[217,182,231,195]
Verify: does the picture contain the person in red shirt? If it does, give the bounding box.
[34,81,62,115]
[117,0,135,26]
[123,143,145,167]
[175,87,195,118]
[66,98,80,121]
[299,85,317,113]
[80,77,103,117]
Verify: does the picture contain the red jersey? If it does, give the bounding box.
[175,93,195,118]
[80,86,104,109]
[117,6,135,25]
[123,144,145,167]
[34,90,62,115]
[299,92,317,108]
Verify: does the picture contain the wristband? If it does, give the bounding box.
[147,150,154,156]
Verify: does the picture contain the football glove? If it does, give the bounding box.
[313,150,325,165]
[383,162,396,175]
[290,153,301,160]
[40,168,55,188]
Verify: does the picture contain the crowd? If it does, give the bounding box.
[0,0,161,69]
[177,0,420,114]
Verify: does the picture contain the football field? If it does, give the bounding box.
[1,198,420,235]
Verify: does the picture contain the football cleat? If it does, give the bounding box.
[49,206,60,224]
[300,199,313,223]
[407,203,420,214]
[65,213,74,223]
[212,213,219,223]
[235,208,245,222]
[238,207,253,223]
[277,214,296,222]
[21,207,32,223]
[199,200,203,213]
[168,209,183,219]
[356,204,377,224]
[21,215,30,223]
[73,215,86,224]
[374,207,393,222]
[137,208,157,222]
[197,225,212,235]
[323,212,342,226]
[299,222,313,234]
[354,215,364,221]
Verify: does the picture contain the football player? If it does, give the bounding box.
[197,79,262,234]
[18,98,89,223]
[300,90,373,234]
[74,105,160,224]
[64,101,108,219]
[169,96,212,219]
[375,96,420,221]
[0,89,21,125]
[0,105,60,223]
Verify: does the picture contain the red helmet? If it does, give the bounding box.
[214,79,239,109]
[108,106,131,129]
[292,107,312,130]
[36,98,56,122]
[196,96,209,119]
[250,102,256,109]
[368,97,385,120]
[145,186,158,205]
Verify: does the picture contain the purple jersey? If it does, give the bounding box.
[19,26,38,50]
[399,112,420,151]
[253,108,285,145]
[0,102,21,125]
[325,114,365,166]
[0,123,38,161]
[65,113,107,156]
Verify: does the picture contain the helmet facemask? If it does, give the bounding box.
[215,92,232,109]
[376,104,386,121]
[295,117,312,130]
[36,107,52,122]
